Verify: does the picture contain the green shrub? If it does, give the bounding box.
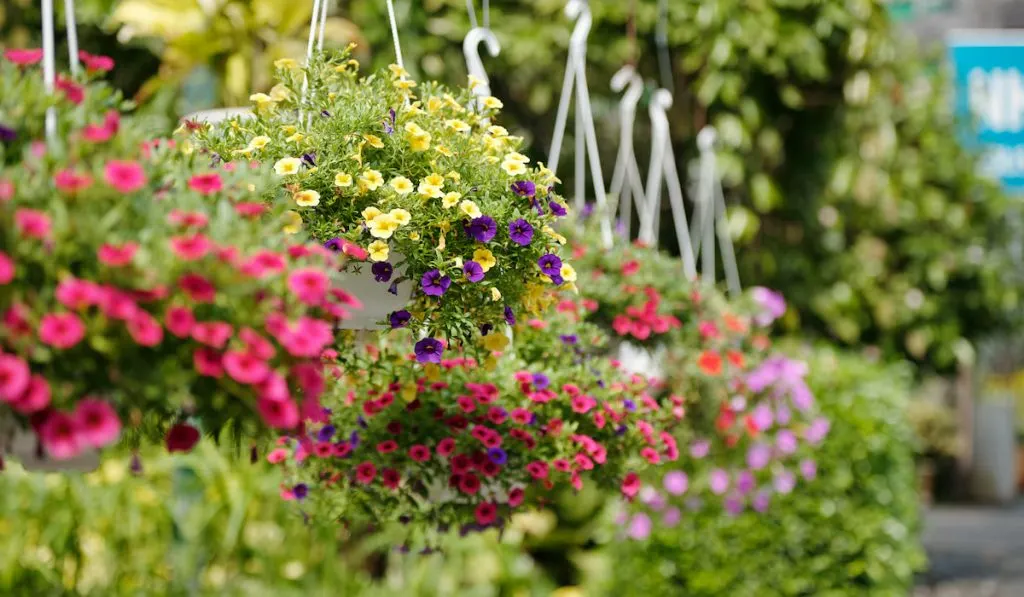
[605,346,926,597]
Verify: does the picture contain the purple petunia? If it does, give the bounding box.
[388,281,400,295]
[504,306,516,326]
[532,372,550,390]
[464,260,485,282]
[293,483,309,500]
[752,286,787,326]
[414,337,444,364]
[537,253,562,277]
[323,238,343,252]
[487,447,508,465]
[421,269,451,297]
[508,218,534,246]
[548,201,567,217]
[0,124,17,143]
[560,334,578,345]
[317,425,336,441]
[301,152,316,167]
[752,491,771,513]
[511,180,536,198]
[466,216,497,243]
[389,310,412,329]
[372,261,394,283]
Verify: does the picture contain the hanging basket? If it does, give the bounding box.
[617,341,666,379]
[184,108,254,125]
[1,410,99,472]
[335,253,413,330]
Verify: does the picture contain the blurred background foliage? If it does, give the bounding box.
[2,0,1020,372]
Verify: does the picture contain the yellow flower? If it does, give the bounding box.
[269,84,291,102]
[485,136,506,152]
[388,208,411,226]
[437,231,447,251]
[409,132,431,152]
[442,192,462,208]
[434,145,454,158]
[404,102,425,116]
[560,263,577,282]
[274,157,303,176]
[274,58,299,69]
[362,206,382,221]
[538,163,560,185]
[394,79,417,90]
[388,64,409,79]
[487,125,509,137]
[473,248,496,272]
[482,332,509,352]
[364,134,385,149]
[460,200,482,219]
[405,122,425,136]
[443,94,465,112]
[505,152,530,164]
[409,231,420,241]
[481,96,504,110]
[294,190,320,207]
[282,210,302,234]
[401,384,418,403]
[426,97,443,113]
[367,214,399,239]
[367,240,390,262]
[468,75,485,91]
[335,172,353,187]
[251,135,270,149]
[501,160,527,176]
[543,225,567,244]
[418,181,444,199]
[281,125,297,135]
[359,169,384,191]
[390,176,414,195]
[446,171,462,182]
[180,139,194,156]
[485,155,500,164]
[249,93,275,111]
[424,363,441,381]
[424,173,445,188]
[285,132,304,143]
[446,119,471,134]
[490,287,502,301]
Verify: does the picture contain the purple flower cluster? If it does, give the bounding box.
[466,216,497,243]
[508,219,533,246]
[421,269,451,297]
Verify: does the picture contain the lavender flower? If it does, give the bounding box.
[323,238,344,252]
[805,417,831,445]
[776,430,799,455]
[691,440,711,459]
[709,469,729,495]
[511,180,536,198]
[466,216,497,243]
[372,261,394,282]
[504,306,516,326]
[463,261,485,282]
[389,310,412,329]
[548,201,567,217]
[383,108,396,134]
[537,253,562,277]
[800,459,818,481]
[663,471,688,495]
[752,286,787,326]
[627,513,652,540]
[752,491,771,513]
[414,337,444,364]
[662,507,682,527]
[736,471,756,495]
[724,495,744,515]
[420,269,451,297]
[773,470,796,494]
[747,443,771,470]
[508,218,534,246]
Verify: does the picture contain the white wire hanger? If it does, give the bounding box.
[546,0,613,249]
[40,0,82,143]
[608,65,646,240]
[690,126,741,297]
[463,0,500,117]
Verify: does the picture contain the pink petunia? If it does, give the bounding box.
[258,371,290,402]
[103,160,146,193]
[0,251,14,284]
[193,348,224,377]
[39,412,82,460]
[436,437,456,457]
[55,277,101,310]
[97,243,138,267]
[4,48,43,66]
[167,210,209,229]
[234,202,266,218]
[12,374,51,414]
[15,208,51,239]
[126,311,164,347]
[55,76,84,104]
[54,169,94,192]
[39,312,86,349]
[0,179,12,201]
[267,448,289,464]
[169,234,212,261]
[287,268,329,305]
[191,321,233,348]
[355,461,377,484]
[74,398,122,448]
[78,50,114,72]
[223,350,271,385]
[257,396,299,429]
[240,327,276,360]
[475,502,497,526]
[621,472,642,498]
[0,354,30,403]
[178,274,216,303]
[188,173,223,195]
[164,306,196,337]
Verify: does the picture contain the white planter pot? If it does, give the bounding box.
[1,410,99,472]
[336,256,413,330]
[184,107,254,125]
[617,341,666,379]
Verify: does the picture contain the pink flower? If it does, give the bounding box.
[508,487,525,507]
[126,311,163,347]
[0,354,30,403]
[97,243,138,267]
[193,348,224,377]
[475,502,497,526]
[0,251,14,284]
[287,268,329,305]
[165,306,195,338]
[54,169,93,192]
[103,160,146,193]
[79,50,114,72]
[168,210,209,229]
[166,423,201,453]
[39,312,86,349]
[170,234,212,261]
[355,462,377,484]
[267,448,289,464]
[258,371,290,402]
[437,437,456,457]
[279,317,333,358]
[12,375,51,414]
[571,395,596,414]
[240,327,276,360]
[409,444,431,462]
[75,398,121,448]
[640,447,661,464]
[257,396,299,429]
[382,468,401,490]
[191,321,233,348]
[97,287,139,320]
[240,250,288,278]
[55,277,101,310]
[39,412,82,460]
[4,48,43,66]
[82,123,114,143]
[223,351,270,385]
[15,208,51,239]
[187,172,223,195]
[0,179,12,201]
[526,460,549,480]
[621,472,641,498]
[612,315,632,336]
[178,274,216,303]
[56,76,84,104]
[234,202,266,218]
[291,363,323,400]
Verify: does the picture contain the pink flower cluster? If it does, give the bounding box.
[609,287,682,341]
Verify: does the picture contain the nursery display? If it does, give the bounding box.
[0,53,359,461]
[193,50,571,349]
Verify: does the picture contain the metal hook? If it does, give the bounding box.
[691,126,741,296]
[609,65,646,239]
[463,27,501,99]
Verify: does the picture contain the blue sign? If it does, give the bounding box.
[949,30,1024,193]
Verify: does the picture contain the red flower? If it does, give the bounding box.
[525,460,549,480]
[376,440,398,454]
[355,461,377,484]
[727,350,745,369]
[166,423,201,453]
[79,50,114,72]
[381,468,401,490]
[697,350,723,376]
[508,487,525,508]
[458,473,481,494]
[408,444,431,462]
[475,502,497,526]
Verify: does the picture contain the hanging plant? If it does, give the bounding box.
[192,49,573,354]
[0,55,359,463]
[266,305,682,534]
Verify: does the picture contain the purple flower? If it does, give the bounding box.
[662,507,681,528]
[293,483,309,500]
[640,487,666,510]
[317,425,336,441]
[0,124,16,143]
[372,261,394,282]
[531,373,550,390]
[383,108,396,134]
[663,471,688,495]
[414,337,444,363]
[487,447,508,465]
[736,470,756,495]
[511,180,536,198]
[773,470,796,494]
[463,261,485,282]
[466,216,497,243]
[537,253,562,277]
[751,404,774,431]
[480,323,494,336]
[805,417,830,445]
[724,495,744,515]
[747,443,771,470]
[752,491,771,513]
[581,203,594,218]
[690,440,710,459]
[548,201,567,217]
[800,459,818,481]
[301,152,316,167]
[560,334,578,345]
[627,513,652,540]
[421,269,451,297]
[389,310,412,329]
[388,281,399,295]
[623,399,637,412]
[508,218,534,246]
[549,274,564,286]
[323,238,343,252]
[504,306,516,326]
[709,469,729,495]
[776,404,792,426]
[321,110,332,118]
[776,430,798,455]
[752,286,787,326]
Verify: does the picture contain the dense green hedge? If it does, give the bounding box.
[605,346,926,597]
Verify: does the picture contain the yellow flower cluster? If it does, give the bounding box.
[363,206,411,242]
[501,151,530,176]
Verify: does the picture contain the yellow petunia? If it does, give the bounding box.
[274,58,299,69]
[362,206,382,221]
[364,134,385,149]
[282,210,303,234]
[367,240,390,262]
[285,132,304,143]
[487,125,509,137]
[335,172,353,187]
[426,97,443,113]
[409,133,431,153]
[481,96,504,110]
[250,136,270,149]
[269,84,291,102]
[274,157,302,176]
[418,181,444,199]
[388,208,411,226]
[405,122,425,136]
[505,152,530,164]
[394,79,417,91]
[560,263,577,282]
[443,94,465,112]
[409,231,420,241]
[434,145,454,158]
[490,287,502,301]
[442,192,461,209]
[446,171,462,182]
[180,139,194,156]
[538,163,560,185]
[446,119,471,134]
[501,160,527,176]
[482,332,509,352]
[388,64,409,79]
[473,248,496,272]
[468,75,485,91]
[390,176,414,195]
[459,200,482,219]
[543,225,567,244]
[294,190,320,207]
[424,173,445,188]
[359,169,384,191]
[367,214,399,239]
[249,93,275,111]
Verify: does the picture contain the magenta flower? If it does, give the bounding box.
[537,253,561,277]
[752,286,787,326]
[420,269,451,297]
[773,470,796,494]
[709,468,729,495]
[800,459,818,480]
[752,491,771,513]
[74,398,122,448]
[466,216,497,243]
[776,429,798,455]
[414,337,444,363]
[690,440,710,459]
[508,218,534,246]
[627,512,652,540]
[736,470,755,495]
[805,417,830,445]
[662,507,681,528]
[463,261,485,282]
[747,443,771,470]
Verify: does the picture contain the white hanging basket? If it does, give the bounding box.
[336,254,413,330]
[617,341,666,380]
[184,107,254,125]
[1,410,99,472]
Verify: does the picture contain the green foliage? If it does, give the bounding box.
[605,347,926,597]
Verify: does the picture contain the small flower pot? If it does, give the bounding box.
[336,256,414,331]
